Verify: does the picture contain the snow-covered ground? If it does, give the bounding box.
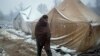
[0,29,78,56]
[1,28,100,56]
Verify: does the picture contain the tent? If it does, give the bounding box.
[46,0,100,52]
[13,0,100,52]
[13,0,56,34]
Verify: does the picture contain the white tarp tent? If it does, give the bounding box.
[0,0,62,28]
[0,0,32,28]
[0,0,64,33]
[13,0,63,34]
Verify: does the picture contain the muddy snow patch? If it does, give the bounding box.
[51,45,77,56]
[64,54,71,56]
[24,38,36,45]
[0,48,9,56]
[60,47,76,53]
[6,29,32,39]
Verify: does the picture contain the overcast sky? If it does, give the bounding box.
[0,0,97,15]
[0,0,32,15]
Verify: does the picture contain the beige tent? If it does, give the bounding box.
[47,0,100,52]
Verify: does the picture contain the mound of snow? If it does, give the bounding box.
[60,47,76,53]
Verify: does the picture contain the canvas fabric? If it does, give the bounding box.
[31,0,100,52]
[47,0,98,52]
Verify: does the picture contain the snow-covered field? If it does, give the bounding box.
[1,28,100,56]
[0,29,77,56]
